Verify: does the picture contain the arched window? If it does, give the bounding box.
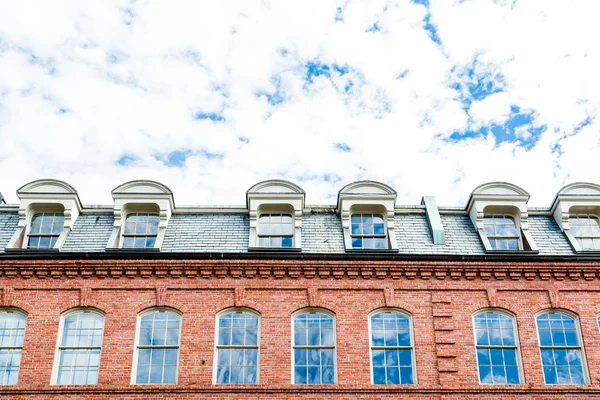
[369,310,416,384]
[0,310,27,386]
[536,311,587,384]
[28,212,64,249]
[483,215,520,250]
[257,213,294,248]
[134,309,181,384]
[122,213,159,248]
[292,310,336,384]
[569,215,600,250]
[473,310,522,384]
[54,310,104,385]
[214,310,259,384]
[351,213,387,249]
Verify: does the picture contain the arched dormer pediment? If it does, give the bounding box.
[471,182,530,198]
[246,180,305,250]
[108,180,175,250]
[467,182,537,253]
[247,179,305,196]
[17,179,78,195]
[551,182,600,252]
[337,180,398,252]
[112,180,173,196]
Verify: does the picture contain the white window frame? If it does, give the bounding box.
[482,213,523,251]
[290,308,338,385]
[131,308,182,385]
[256,212,295,249]
[350,212,389,250]
[472,309,524,385]
[368,308,417,385]
[534,310,589,385]
[27,211,65,249]
[568,214,600,251]
[121,211,160,249]
[212,308,261,384]
[51,308,105,385]
[0,308,27,386]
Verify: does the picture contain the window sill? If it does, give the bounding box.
[484,249,539,255]
[4,247,60,253]
[345,248,399,254]
[248,247,302,253]
[105,248,161,253]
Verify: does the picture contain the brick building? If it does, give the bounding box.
[1,178,600,398]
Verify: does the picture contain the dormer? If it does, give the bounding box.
[337,181,398,251]
[466,182,538,253]
[247,180,305,250]
[6,179,82,250]
[551,182,600,252]
[107,180,175,250]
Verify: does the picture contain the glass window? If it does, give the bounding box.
[536,312,586,385]
[28,212,64,249]
[569,215,600,250]
[215,311,259,384]
[484,215,520,250]
[293,311,336,384]
[0,310,26,386]
[134,310,181,384]
[56,310,104,385]
[351,213,387,249]
[370,311,415,384]
[122,213,159,249]
[473,311,521,384]
[257,213,294,248]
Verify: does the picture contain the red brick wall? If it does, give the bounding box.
[1,258,600,398]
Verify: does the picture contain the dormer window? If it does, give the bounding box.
[28,212,65,249]
[337,181,398,252]
[467,182,538,253]
[483,215,520,250]
[351,213,386,249]
[569,215,600,251]
[551,183,600,253]
[246,180,305,251]
[257,213,293,248]
[122,213,160,249]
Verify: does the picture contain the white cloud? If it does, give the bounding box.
[0,0,599,208]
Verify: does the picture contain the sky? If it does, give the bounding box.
[0,0,598,208]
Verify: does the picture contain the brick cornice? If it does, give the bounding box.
[1,259,600,282]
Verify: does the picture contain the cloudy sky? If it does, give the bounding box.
[0,0,598,208]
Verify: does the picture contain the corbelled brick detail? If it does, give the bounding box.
[2,258,600,398]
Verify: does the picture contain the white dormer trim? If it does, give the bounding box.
[550,182,600,252]
[6,179,82,250]
[108,180,175,250]
[466,182,537,252]
[246,180,305,249]
[337,180,398,251]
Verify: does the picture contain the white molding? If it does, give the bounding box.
[7,179,83,250]
[247,180,305,249]
[109,180,175,249]
[337,181,398,250]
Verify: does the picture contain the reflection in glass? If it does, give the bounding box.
[122,213,159,249]
[257,213,294,248]
[483,216,520,250]
[474,311,521,384]
[293,312,336,384]
[0,311,27,386]
[351,214,387,249]
[57,311,104,385]
[135,310,180,384]
[569,215,600,250]
[28,213,64,249]
[216,311,259,384]
[370,311,415,384]
[537,312,585,385]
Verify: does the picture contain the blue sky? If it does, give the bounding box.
[0,0,598,206]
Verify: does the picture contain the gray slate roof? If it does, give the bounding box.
[62,214,114,252]
[0,210,579,255]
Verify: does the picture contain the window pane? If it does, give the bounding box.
[293,312,335,384]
